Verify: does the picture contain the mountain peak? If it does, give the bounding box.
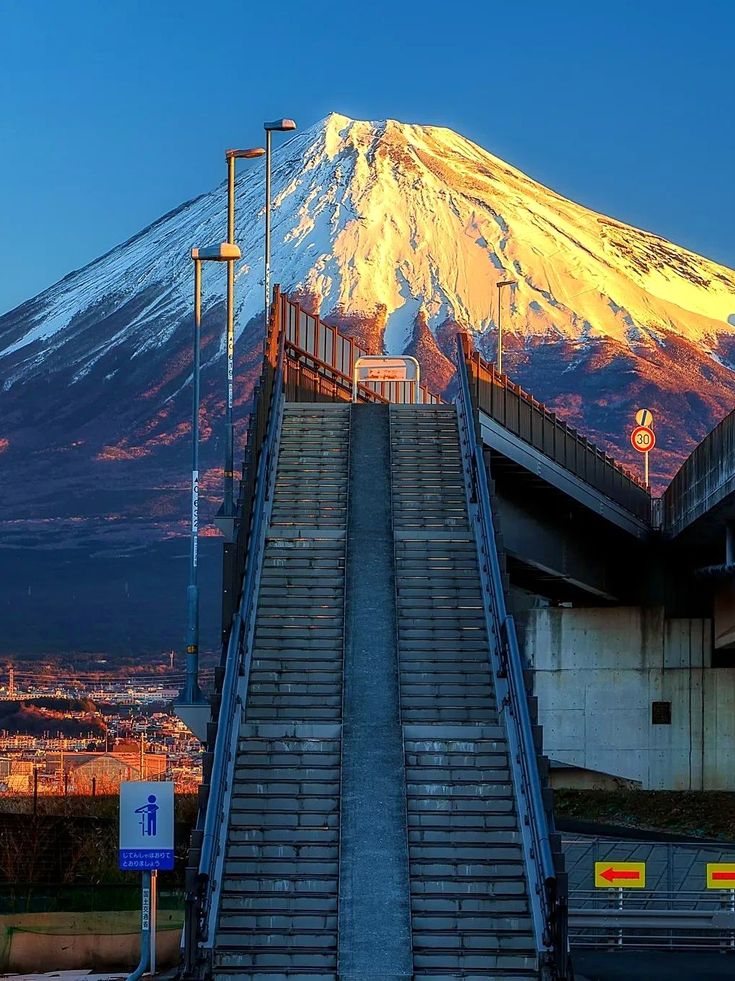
[1,112,735,546]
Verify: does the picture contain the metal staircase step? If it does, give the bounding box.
[212,405,348,978]
[205,400,545,980]
[389,404,539,979]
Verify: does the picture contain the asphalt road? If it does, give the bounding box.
[575,949,735,980]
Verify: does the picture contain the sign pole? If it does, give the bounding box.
[126,870,151,981]
[632,410,655,487]
[150,869,158,975]
[119,781,175,980]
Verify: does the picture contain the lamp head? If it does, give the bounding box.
[191,243,242,262]
[226,147,266,160]
[497,279,515,288]
[264,118,297,132]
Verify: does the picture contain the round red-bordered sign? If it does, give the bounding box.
[631,425,655,453]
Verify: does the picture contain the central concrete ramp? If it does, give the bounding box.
[338,403,413,978]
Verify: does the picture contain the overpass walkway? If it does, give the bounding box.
[181,294,572,979]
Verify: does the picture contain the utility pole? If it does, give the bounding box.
[223,147,264,523]
[263,118,297,323]
[175,243,239,741]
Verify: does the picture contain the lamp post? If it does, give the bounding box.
[175,242,241,741]
[222,148,265,525]
[496,279,515,376]
[263,118,297,324]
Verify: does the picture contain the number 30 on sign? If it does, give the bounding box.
[631,425,655,453]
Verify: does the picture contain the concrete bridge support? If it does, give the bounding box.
[525,606,735,790]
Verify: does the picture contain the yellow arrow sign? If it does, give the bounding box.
[707,863,735,889]
[594,861,646,888]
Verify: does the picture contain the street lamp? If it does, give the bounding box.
[222,147,265,526]
[263,118,297,323]
[175,242,241,742]
[496,279,516,376]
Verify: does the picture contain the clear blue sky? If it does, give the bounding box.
[1,0,733,313]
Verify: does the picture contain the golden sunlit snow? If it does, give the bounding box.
[292,114,735,354]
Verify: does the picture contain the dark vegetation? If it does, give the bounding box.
[0,697,106,737]
[555,790,735,842]
[0,794,197,912]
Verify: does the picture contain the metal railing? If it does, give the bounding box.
[564,836,735,951]
[282,295,441,405]
[663,403,735,537]
[220,288,287,637]
[570,890,735,950]
[455,335,570,979]
[277,297,642,514]
[182,300,286,976]
[463,341,650,522]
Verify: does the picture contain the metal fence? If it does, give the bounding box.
[565,837,735,951]
[663,405,735,537]
[569,890,735,950]
[281,294,441,405]
[461,339,651,522]
[0,884,184,913]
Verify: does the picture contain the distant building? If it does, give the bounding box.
[49,750,167,792]
[2,774,30,793]
[0,757,37,778]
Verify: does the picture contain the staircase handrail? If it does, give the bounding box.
[455,334,569,978]
[182,312,286,971]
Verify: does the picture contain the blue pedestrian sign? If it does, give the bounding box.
[119,781,174,871]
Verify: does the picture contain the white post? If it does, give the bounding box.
[150,869,158,974]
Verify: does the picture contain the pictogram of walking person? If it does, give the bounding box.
[135,794,159,836]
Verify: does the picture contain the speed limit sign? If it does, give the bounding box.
[631,425,655,453]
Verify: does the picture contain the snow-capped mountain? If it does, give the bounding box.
[2,112,735,552]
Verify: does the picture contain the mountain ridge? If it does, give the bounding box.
[1,111,734,553]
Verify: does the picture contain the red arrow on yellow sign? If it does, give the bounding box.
[595,861,646,888]
[707,863,735,888]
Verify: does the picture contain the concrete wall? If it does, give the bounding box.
[526,606,735,790]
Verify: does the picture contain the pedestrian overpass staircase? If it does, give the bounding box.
[182,293,571,980]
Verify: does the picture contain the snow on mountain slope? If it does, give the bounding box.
[1,112,735,551]
[4,112,734,381]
